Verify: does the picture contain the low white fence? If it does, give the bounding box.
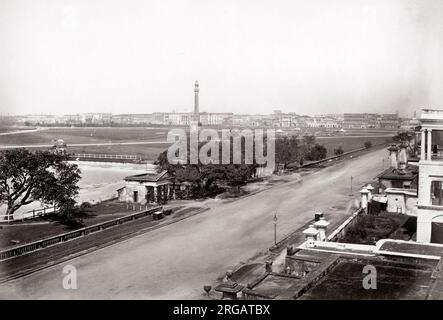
[0,206,57,223]
[0,206,162,261]
[73,153,140,160]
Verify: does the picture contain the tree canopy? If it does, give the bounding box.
[305,143,328,161]
[275,136,300,169]
[156,138,256,196]
[0,149,81,218]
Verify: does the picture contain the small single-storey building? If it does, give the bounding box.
[117,164,196,204]
[377,143,418,192]
[117,170,173,204]
[377,165,419,192]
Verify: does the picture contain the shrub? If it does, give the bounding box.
[364,141,373,149]
[80,202,92,211]
[334,146,344,156]
[61,218,85,230]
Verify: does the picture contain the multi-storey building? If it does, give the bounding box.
[19,114,58,125]
[378,113,400,129]
[305,116,340,129]
[131,114,153,124]
[112,114,133,125]
[343,112,401,129]
[150,112,164,125]
[62,114,82,125]
[417,109,443,243]
[343,113,378,128]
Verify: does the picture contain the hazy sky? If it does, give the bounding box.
[1,0,442,116]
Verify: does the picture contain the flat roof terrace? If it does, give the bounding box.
[300,255,438,300]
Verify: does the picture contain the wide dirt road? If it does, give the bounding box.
[0,148,387,299]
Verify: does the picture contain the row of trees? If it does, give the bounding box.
[156,137,256,197]
[274,135,327,169]
[156,134,330,196]
[275,136,378,169]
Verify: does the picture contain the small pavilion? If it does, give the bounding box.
[117,169,173,204]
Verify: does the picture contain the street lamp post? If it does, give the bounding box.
[273,212,278,245]
[350,176,353,195]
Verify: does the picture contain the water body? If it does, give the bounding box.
[1,161,147,219]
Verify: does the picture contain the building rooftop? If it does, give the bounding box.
[124,170,170,182]
[239,241,443,300]
[377,239,443,259]
[299,255,437,300]
[377,165,418,181]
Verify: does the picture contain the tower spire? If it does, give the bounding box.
[194,80,199,123]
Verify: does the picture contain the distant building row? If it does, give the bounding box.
[343,113,402,129]
[14,111,413,129]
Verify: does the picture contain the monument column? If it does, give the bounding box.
[190,80,201,132]
[194,80,199,124]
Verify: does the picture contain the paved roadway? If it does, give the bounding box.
[0,148,388,299]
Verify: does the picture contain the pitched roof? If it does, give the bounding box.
[124,170,170,182]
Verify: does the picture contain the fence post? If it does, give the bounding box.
[33,209,35,219]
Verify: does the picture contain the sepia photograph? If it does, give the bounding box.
[1,0,443,312]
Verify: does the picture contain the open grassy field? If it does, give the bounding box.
[0,127,170,145]
[0,126,37,133]
[0,126,394,161]
[316,135,392,156]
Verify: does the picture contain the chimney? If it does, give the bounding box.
[314,217,330,241]
[398,143,408,171]
[360,188,370,213]
[366,184,374,202]
[387,145,399,169]
[303,225,320,246]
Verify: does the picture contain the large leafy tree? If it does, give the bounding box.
[156,134,257,195]
[223,165,253,191]
[275,136,300,169]
[305,144,327,161]
[0,149,81,218]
